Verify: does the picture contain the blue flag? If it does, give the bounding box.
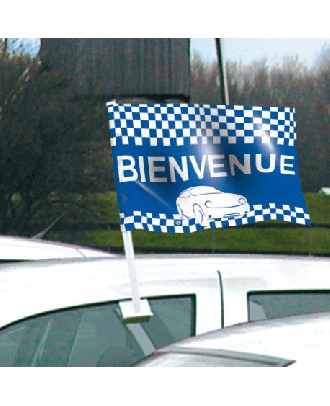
[107,103,310,233]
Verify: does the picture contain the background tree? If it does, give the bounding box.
[190,53,221,105]
[1,40,330,237]
[191,50,330,192]
[0,46,113,235]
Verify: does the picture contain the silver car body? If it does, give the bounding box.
[0,235,116,261]
[0,255,222,333]
[0,254,330,366]
[0,254,330,330]
[135,312,330,367]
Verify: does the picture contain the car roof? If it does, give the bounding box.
[214,254,330,326]
[0,255,223,329]
[164,312,330,365]
[0,235,117,260]
[0,253,329,331]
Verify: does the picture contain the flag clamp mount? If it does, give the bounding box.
[119,299,153,324]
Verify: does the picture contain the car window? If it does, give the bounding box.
[141,296,195,349]
[248,290,330,322]
[0,295,195,367]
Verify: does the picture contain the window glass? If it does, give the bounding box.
[248,291,330,322]
[0,295,195,367]
[141,296,195,349]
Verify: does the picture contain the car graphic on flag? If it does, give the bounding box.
[176,186,250,225]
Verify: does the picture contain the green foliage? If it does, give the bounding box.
[46,192,330,256]
[49,224,330,256]
[30,192,120,232]
[305,193,330,224]
[0,52,113,234]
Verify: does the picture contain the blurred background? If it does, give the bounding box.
[0,38,329,255]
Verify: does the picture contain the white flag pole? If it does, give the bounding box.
[107,100,153,322]
[120,227,153,323]
[122,230,142,313]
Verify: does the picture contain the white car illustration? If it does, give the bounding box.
[176,186,250,225]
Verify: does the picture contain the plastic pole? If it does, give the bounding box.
[122,230,142,313]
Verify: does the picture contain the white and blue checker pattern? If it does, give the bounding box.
[107,102,310,232]
[120,204,310,233]
[108,103,296,147]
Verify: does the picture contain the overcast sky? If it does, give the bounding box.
[190,38,330,68]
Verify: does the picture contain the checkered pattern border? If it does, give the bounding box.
[119,204,310,233]
[108,103,296,148]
